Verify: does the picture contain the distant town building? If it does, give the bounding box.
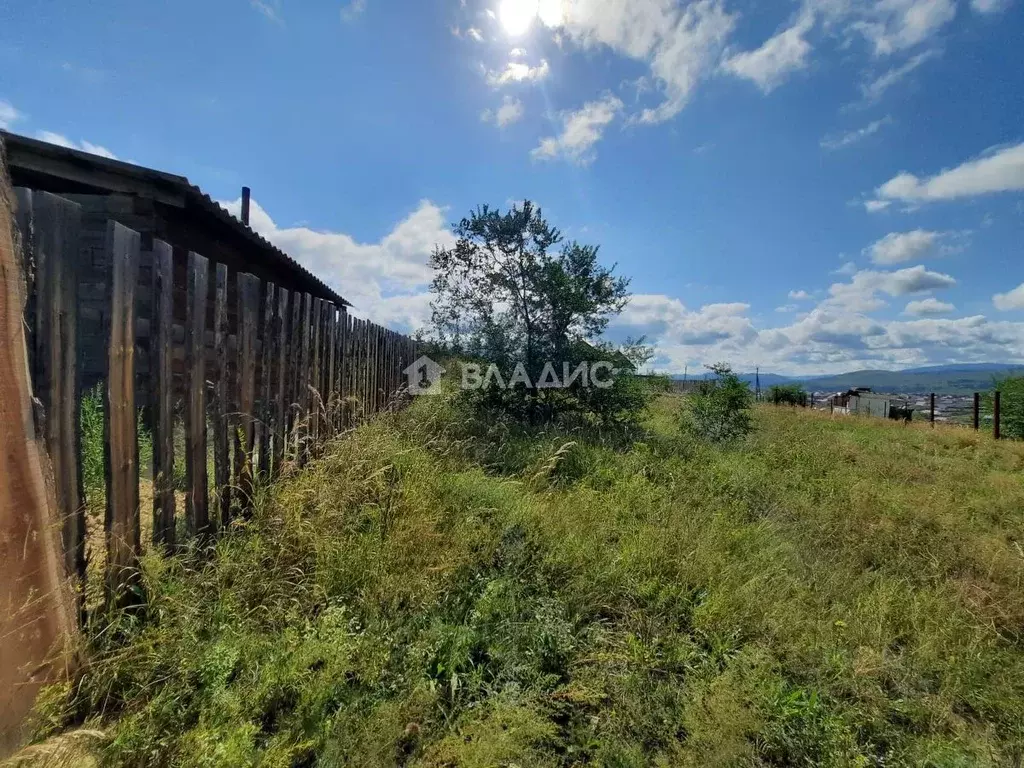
[828,388,914,420]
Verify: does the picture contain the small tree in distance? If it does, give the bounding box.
[682,363,754,443]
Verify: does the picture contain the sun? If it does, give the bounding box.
[498,0,539,36]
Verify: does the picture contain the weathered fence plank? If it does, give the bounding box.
[259,283,275,476]
[288,288,303,455]
[235,272,260,515]
[3,186,78,758]
[184,252,209,537]
[212,263,230,530]
[298,293,312,463]
[310,297,322,448]
[31,192,86,590]
[104,221,141,604]
[150,240,175,548]
[326,305,337,432]
[273,288,289,476]
[338,307,348,428]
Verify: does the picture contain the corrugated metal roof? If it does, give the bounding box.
[1,130,349,307]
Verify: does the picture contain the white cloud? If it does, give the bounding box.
[866,229,944,265]
[531,94,623,164]
[826,264,956,312]
[540,0,735,125]
[994,283,1024,311]
[859,50,938,102]
[34,130,118,160]
[486,58,550,86]
[218,197,455,329]
[789,290,811,300]
[616,294,757,347]
[843,0,957,56]
[467,27,485,41]
[864,199,892,213]
[723,13,814,93]
[903,298,955,316]
[873,142,1024,204]
[340,0,366,22]
[821,116,891,150]
[481,96,524,128]
[0,99,21,129]
[250,0,282,23]
[971,0,1010,12]
[606,251,1024,374]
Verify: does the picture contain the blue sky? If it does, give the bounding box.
[2,0,1022,374]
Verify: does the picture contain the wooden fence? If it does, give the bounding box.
[14,188,420,613]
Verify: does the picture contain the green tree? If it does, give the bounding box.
[429,201,635,422]
[682,363,754,442]
[766,383,808,407]
[983,375,1024,440]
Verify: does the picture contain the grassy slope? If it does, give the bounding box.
[35,395,1024,767]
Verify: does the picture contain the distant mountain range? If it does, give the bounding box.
[674,363,1024,395]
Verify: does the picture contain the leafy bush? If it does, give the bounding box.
[681,363,754,442]
[766,383,808,407]
[983,374,1024,439]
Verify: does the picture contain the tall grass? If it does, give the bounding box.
[28,392,1024,766]
[79,384,154,514]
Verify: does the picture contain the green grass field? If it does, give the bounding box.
[30,393,1024,767]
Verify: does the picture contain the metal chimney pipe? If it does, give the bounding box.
[241,186,251,226]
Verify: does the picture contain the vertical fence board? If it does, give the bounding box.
[342,307,350,428]
[212,263,230,530]
[363,321,370,417]
[310,297,322,449]
[288,290,303,454]
[375,325,382,413]
[184,252,210,538]
[14,188,36,381]
[235,273,260,514]
[273,288,289,476]
[259,283,275,475]
[150,240,175,548]
[31,193,86,591]
[104,222,141,603]
[326,305,337,432]
[298,294,312,463]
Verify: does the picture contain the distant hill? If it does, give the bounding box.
[798,367,1024,395]
[898,363,1021,374]
[671,364,1024,395]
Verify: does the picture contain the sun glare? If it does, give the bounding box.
[499,0,539,36]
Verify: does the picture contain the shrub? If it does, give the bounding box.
[766,383,808,407]
[983,374,1024,439]
[681,363,754,443]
